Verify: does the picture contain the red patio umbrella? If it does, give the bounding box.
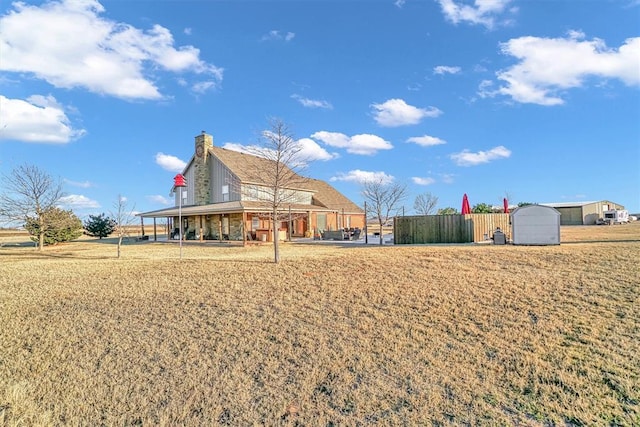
[503,198,509,214]
[461,193,471,215]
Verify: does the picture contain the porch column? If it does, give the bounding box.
[153,218,157,241]
[242,212,247,246]
[199,215,203,241]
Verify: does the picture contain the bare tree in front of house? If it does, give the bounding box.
[414,192,439,215]
[0,164,65,251]
[362,178,408,245]
[243,118,308,263]
[111,195,136,258]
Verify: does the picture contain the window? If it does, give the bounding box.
[222,185,229,202]
[252,217,260,230]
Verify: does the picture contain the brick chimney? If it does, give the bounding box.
[194,131,213,205]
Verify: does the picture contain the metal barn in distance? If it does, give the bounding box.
[541,200,624,225]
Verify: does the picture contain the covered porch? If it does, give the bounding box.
[137,201,348,244]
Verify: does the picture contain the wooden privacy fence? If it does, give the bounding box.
[394,214,510,244]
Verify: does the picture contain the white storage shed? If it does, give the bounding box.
[511,205,561,245]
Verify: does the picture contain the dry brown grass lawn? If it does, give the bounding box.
[1,224,639,425]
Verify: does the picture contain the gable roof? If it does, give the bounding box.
[207,146,363,213]
[304,178,363,213]
[208,146,278,183]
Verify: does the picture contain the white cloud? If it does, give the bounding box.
[434,65,461,75]
[330,170,395,185]
[395,0,406,8]
[0,95,86,143]
[147,195,172,206]
[311,131,393,156]
[155,152,187,172]
[221,142,258,156]
[58,194,100,209]
[490,32,640,105]
[192,81,217,94]
[436,0,515,29]
[440,173,455,184]
[407,135,447,147]
[261,30,295,42]
[371,99,442,127]
[64,179,93,188]
[450,145,511,166]
[296,138,339,162]
[412,177,436,186]
[222,138,338,165]
[0,0,223,100]
[291,94,333,109]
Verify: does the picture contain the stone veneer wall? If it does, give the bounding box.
[194,133,213,206]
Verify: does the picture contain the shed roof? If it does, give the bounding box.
[512,204,560,216]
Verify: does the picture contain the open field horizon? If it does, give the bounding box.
[1,225,639,425]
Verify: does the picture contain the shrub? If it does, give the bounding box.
[25,207,83,245]
[84,213,116,239]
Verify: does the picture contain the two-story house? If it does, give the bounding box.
[138,132,365,242]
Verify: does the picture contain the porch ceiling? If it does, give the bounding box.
[137,201,339,218]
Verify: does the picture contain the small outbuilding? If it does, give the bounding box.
[510,205,561,245]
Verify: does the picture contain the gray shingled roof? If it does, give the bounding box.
[208,146,363,214]
[209,146,278,183]
[304,178,363,213]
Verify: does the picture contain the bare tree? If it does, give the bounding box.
[362,178,408,245]
[243,118,308,263]
[110,195,136,258]
[414,192,439,215]
[0,164,65,250]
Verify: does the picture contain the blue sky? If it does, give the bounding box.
[1,0,639,220]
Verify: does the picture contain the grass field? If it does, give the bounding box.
[1,224,639,425]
